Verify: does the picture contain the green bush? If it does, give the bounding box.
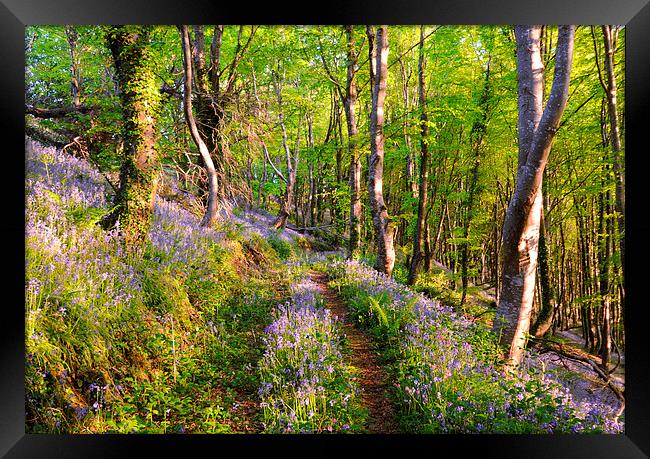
[267,232,294,260]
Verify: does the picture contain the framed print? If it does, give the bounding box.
[3,0,649,457]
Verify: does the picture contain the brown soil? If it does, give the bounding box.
[227,395,265,433]
[310,271,399,434]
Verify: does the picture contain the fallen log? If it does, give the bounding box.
[285,223,335,233]
[25,116,71,147]
[531,336,625,417]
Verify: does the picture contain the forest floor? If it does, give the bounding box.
[233,210,625,427]
[555,327,625,380]
[445,279,625,419]
[26,140,624,434]
[239,213,401,432]
[537,328,625,418]
[310,270,399,433]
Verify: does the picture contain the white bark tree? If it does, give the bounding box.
[368,26,396,276]
[407,26,430,286]
[344,25,362,258]
[493,25,575,368]
[179,25,219,227]
[271,69,301,231]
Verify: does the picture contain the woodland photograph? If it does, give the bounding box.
[25,24,625,434]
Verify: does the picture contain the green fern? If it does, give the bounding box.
[67,205,116,228]
[348,296,367,325]
[44,189,63,205]
[368,296,389,329]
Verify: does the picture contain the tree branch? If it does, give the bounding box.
[509,25,576,223]
[25,104,94,119]
[532,337,625,409]
[316,29,345,102]
[590,26,608,93]
[261,141,286,183]
[224,25,256,95]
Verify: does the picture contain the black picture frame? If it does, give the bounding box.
[3,0,649,457]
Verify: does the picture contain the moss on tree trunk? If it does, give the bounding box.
[103,26,161,251]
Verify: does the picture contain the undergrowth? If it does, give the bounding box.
[25,142,291,433]
[327,259,623,434]
[257,277,365,433]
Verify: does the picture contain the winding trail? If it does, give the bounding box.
[310,270,399,434]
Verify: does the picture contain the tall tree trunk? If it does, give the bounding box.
[367,26,395,276]
[576,200,595,350]
[191,25,255,205]
[531,29,556,335]
[366,26,376,93]
[423,217,432,271]
[65,26,81,108]
[530,207,554,337]
[251,59,268,211]
[307,113,316,228]
[190,25,224,207]
[601,25,625,294]
[335,104,343,186]
[179,25,219,227]
[399,53,418,199]
[407,26,430,286]
[493,25,575,368]
[597,186,613,370]
[555,218,566,333]
[103,26,161,251]
[272,70,300,230]
[344,25,362,258]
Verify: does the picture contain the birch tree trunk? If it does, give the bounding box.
[271,70,300,230]
[407,26,430,285]
[368,26,395,276]
[192,25,255,204]
[493,25,575,368]
[65,26,81,108]
[179,25,219,227]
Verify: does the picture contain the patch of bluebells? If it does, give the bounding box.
[25,140,232,336]
[258,277,360,433]
[329,259,622,434]
[521,351,625,433]
[148,197,226,275]
[26,142,142,359]
[232,209,297,243]
[24,142,140,429]
[24,140,236,432]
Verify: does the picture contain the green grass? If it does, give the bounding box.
[26,220,291,433]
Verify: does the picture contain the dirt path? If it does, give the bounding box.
[310,271,399,434]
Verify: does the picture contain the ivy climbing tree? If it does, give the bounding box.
[102,25,162,252]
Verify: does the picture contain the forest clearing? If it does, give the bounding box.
[25,24,625,434]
